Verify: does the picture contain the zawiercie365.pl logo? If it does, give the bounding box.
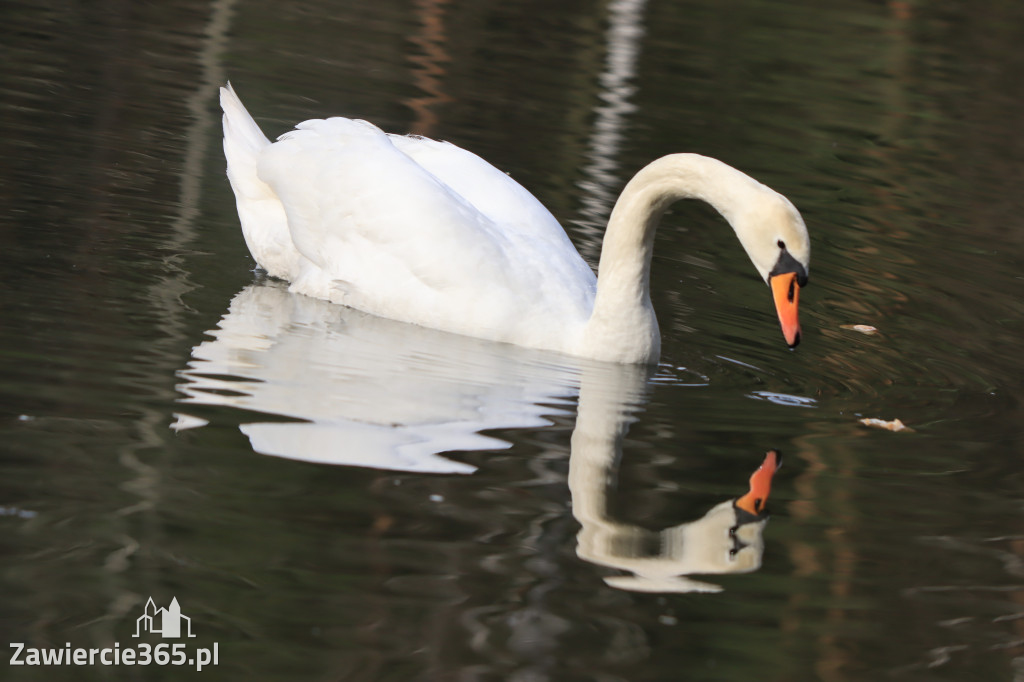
[10,597,219,671]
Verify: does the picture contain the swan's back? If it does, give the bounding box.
[221,86,596,353]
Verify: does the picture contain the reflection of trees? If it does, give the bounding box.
[1,0,241,659]
[404,0,454,136]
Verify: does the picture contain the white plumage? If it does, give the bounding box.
[221,83,810,363]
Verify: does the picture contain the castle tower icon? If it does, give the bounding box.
[133,597,195,638]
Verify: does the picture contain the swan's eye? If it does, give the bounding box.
[777,239,786,249]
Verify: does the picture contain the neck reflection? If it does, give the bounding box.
[569,363,776,593]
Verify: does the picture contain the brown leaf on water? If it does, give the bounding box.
[859,417,913,432]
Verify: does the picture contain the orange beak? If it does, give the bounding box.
[735,450,781,516]
[770,272,802,348]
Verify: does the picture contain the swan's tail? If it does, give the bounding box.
[220,82,271,198]
[219,83,299,280]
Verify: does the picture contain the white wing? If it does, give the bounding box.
[255,116,596,348]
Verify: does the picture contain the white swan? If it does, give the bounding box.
[220,83,810,364]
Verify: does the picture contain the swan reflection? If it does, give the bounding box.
[570,363,779,593]
[177,282,776,593]
[176,280,581,473]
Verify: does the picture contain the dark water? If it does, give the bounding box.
[3,0,1024,680]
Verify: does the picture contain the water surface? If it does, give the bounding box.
[3,1,1024,680]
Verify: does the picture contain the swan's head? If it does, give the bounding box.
[734,191,810,348]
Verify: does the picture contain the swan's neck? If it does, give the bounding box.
[581,154,771,364]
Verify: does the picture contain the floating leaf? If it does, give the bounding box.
[841,324,879,335]
[859,417,912,432]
